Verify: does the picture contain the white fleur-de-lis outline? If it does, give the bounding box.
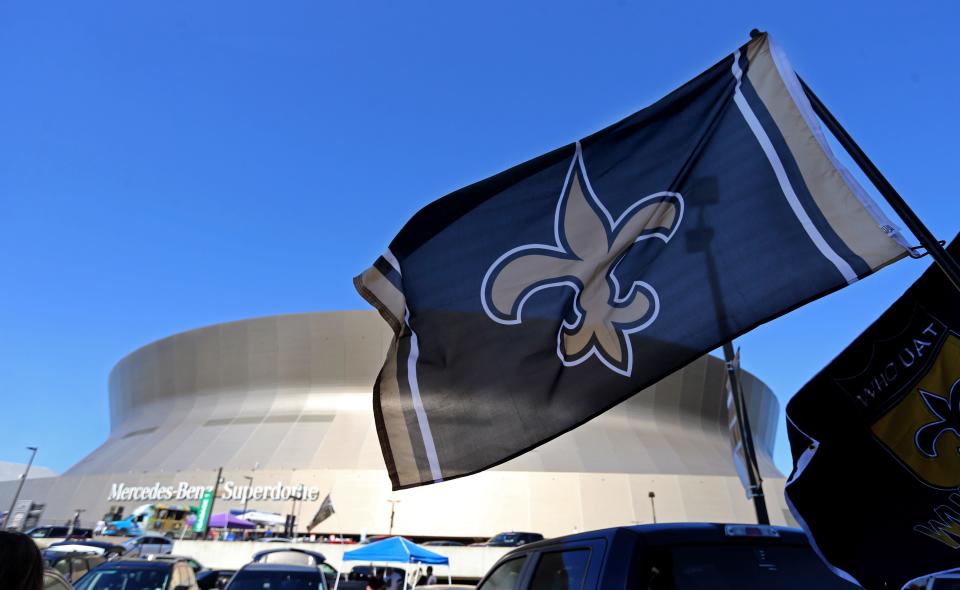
[480,142,684,376]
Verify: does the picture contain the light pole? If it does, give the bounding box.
[648,491,657,524]
[289,485,304,539]
[387,499,400,536]
[242,475,254,518]
[3,446,38,530]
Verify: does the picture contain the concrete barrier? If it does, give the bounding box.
[171,541,511,579]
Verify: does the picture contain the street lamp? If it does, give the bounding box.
[3,447,38,530]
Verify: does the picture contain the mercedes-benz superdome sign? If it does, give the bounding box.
[107,481,322,503]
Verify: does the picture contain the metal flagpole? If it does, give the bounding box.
[722,343,770,524]
[796,76,960,291]
[742,30,960,291]
[685,175,771,524]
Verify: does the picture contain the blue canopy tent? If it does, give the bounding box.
[336,536,451,589]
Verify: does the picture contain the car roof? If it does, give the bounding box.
[43,550,99,557]
[150,554,196,561]
[240,563,320,573]
[253,548,326,560]
[515,522,809,553]
[97,559,175,570]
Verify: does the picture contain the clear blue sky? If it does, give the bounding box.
[1,1,958,478]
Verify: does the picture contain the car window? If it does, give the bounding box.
[478,557,528,590]
[529,550,589,590]
[71,557,89,580]
[320,564,336,576]
[636,544,860,590]
[932,578,960,590]
[74,567,171,590]
[43,573,72,590]
[54,559,71,577]
[30,528,48,538]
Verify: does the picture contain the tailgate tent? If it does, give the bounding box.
[337,537,450,589]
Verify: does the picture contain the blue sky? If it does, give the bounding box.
[1,1,958,479]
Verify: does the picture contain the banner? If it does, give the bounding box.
[787,235,960,589]
[308,493,335,530]
[356,32,908,490]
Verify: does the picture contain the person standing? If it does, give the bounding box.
[425,566,437,585]
[385,567,403,590]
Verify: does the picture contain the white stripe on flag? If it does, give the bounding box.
[404,308,443,483]
[730,50,859,285]
[383,249,402,276]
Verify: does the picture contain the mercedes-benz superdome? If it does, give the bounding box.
[0,311,791,536]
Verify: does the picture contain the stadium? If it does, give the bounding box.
[0,311,791,537]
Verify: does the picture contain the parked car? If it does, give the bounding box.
[422,540,466,546]
[74,558,199,590]
[42,550,107,582]
[28,526,95,549]
[474,523,858,590]
[253,548,325,566]
[43,569,75,590]
[225,563,326,590]
[479,532,544,547]
[120,533,174,556]
[46,541,126,560]
[915,571,960,589]
[251,548,338,588]
[28,526,93,540]
[196,569,236,590]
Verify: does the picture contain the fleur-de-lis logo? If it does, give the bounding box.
[481,143,683,376]
[915,378,960,458]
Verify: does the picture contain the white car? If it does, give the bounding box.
[120,534,174,556]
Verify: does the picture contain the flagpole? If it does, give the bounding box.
[794,83,960,291]
[685,176,771,524]
[722,342,770,525]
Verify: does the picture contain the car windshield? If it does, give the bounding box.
[74,567,169,590]
[227,570,322,590]
[640,544,859,590]
[489,534,521,544]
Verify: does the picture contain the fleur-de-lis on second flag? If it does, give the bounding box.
[916,377,960,458]
[481,144,683,376]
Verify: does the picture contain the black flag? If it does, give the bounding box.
[356,33,908,490]
[787,235,960,589]
[308,494,335,531]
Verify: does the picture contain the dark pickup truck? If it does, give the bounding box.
[474,523,860,590]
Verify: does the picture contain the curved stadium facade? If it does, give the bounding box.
[0,311,792,537]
